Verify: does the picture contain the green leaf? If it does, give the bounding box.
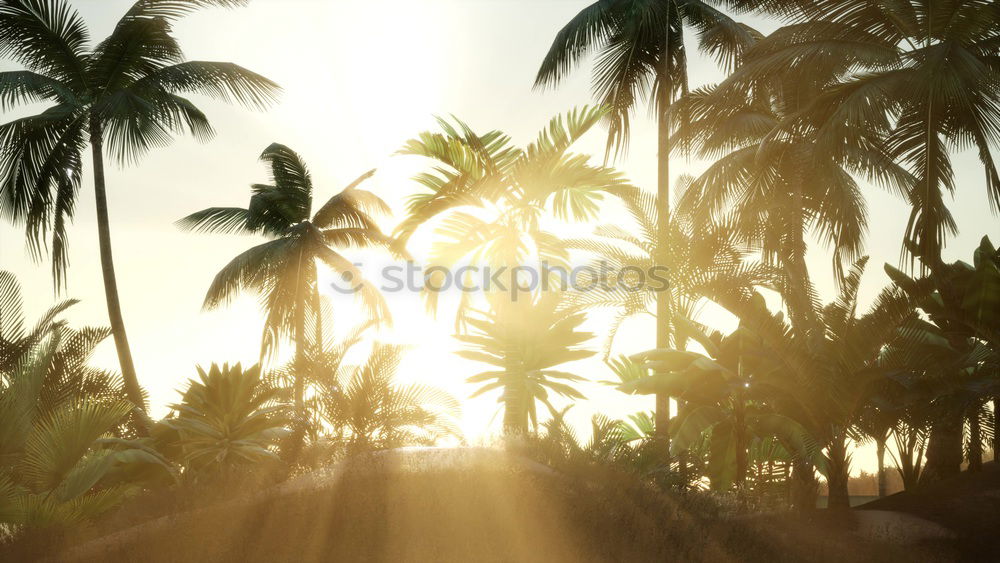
[671,405,726,453]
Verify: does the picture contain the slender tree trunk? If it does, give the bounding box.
[502,368,528,435]
[312,287,323,355]
[653,3,673,457]
[969,408,983,472]
[790,459,817,512]
[993,397,1000,462]
[294,282,306,415]
[784,183,813,330]
[876,437,887,497]
[90,124,145,415]
[283,251,309,464]
[734,401,747,487]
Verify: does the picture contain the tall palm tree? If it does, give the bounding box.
[456,291,595,435]
[178,144,401,420]
[670,70,912,327]
[724,0,1000,267]
[0,0,280,410]
[535,0,760,440]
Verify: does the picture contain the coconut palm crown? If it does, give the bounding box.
[0,0,281,410]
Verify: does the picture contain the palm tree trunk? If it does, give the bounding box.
[90,123,145,415]
[827,433,851,509]
[784,183,813,330]
[312,287,323,355]
[281,250,309,463]
[502,370,528,435]
[993,397,1000,462]
[790,458,817,512]
[734,400,747,487]
[282,281,308,464]
[653,1,673,456]
[294,287,306,415]
[876,437,887,497]
[969,408,983,472]
[922,405,964,484]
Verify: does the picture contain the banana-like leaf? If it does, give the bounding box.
[671,405,726,453]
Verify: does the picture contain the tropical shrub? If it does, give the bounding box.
[161,363,289,479]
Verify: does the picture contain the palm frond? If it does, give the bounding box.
[175,206,252,235]
[0,0,90,90]
[534,0,618,88]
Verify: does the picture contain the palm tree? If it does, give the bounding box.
[890,414,928,490]
[631,258,919,508]
[565,177,774,358]
[178,143,401,421]
[396,107,634,321]
[456,291,595,435]
[724,0,1000,267]
[883,236,1000,481]
[536,0,760,441]
[670,70,914,327]
[0,0,280,411]
[855,395,900,498]
[165,363,289,478]
[315,343,461,452]
[811,261,919,507]
[269,318,375,446]
[627,321,819,491]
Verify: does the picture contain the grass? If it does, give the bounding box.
[2,449,953,562]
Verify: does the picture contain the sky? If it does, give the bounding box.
[2,0,999,472]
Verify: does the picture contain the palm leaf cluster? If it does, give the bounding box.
[565,177,776,357]
[0,318,171,527]
[722,0,1000,263]
[180,143,398,356]
[535,0,759,156]
[311,343,460,452]
[162,362,289,476]
[456,291,595,434]
[396,107,635,318]
[179,143,405,428]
